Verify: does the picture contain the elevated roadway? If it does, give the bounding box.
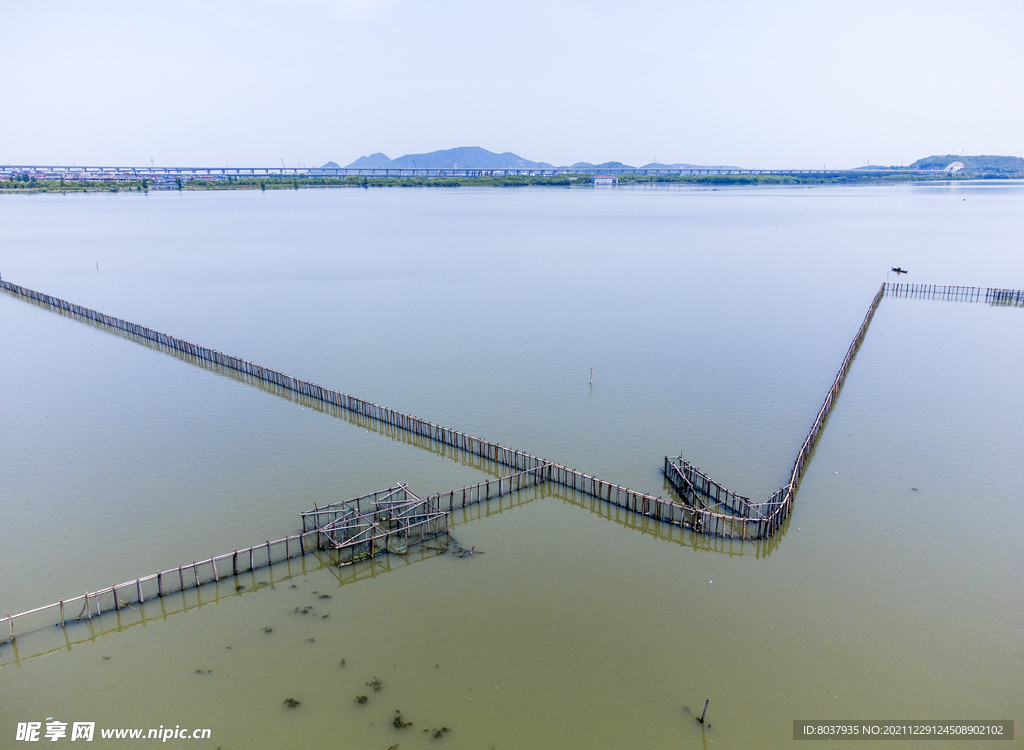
[0,164,949,182]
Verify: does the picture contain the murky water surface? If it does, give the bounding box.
[1,184,1022,748]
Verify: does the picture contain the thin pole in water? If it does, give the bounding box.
[698,698,710,724]
[589,367,593,386]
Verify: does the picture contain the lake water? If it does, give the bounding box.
[1,183,1022,748]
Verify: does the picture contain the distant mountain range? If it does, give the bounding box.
[317,147,739,171]
[319,148,1024,174]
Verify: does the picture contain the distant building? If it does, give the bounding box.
[945,161,964,173]
[591,175,618,185]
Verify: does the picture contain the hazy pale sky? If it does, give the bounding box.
[2,0,1021,169]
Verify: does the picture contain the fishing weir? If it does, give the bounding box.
[1,276,1020,651]
[302,485,450,564]
[885,282,1024,306]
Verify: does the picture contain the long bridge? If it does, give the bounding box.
[0,163,950,182]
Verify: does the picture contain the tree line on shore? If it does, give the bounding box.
[3,170,1022,194]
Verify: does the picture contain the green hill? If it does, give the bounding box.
[908,154,1024,173]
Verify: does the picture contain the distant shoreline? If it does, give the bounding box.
[2,172,1022,194]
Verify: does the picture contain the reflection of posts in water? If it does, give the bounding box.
[0,278,882,546]
[4,277,935,545]
[0,278,717,539]
[0,532,449,668]
[3,277,1018,661]
[666,282,886,541]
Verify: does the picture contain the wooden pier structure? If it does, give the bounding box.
[1,275,1020,650]
[301,485,449,564]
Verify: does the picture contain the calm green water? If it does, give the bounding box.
[1,184,1022,748]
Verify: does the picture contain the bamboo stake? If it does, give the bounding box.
[698,698,710,723]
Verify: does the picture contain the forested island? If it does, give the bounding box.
[906,154,1024,173]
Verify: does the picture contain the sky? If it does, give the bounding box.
[1,0,1022,170]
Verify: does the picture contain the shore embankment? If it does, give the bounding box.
[3,171,1022,193]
